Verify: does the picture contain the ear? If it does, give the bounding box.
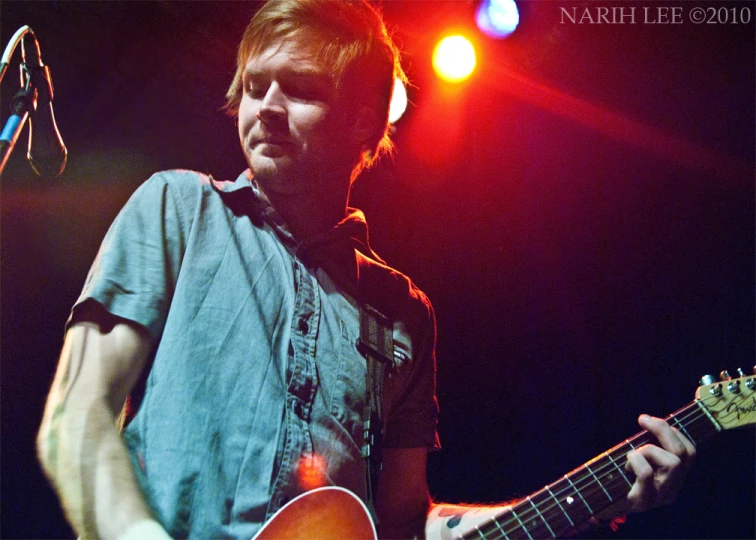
[351,106,380,147]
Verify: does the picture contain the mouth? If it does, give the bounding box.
[249,136,294,158]
[250,132,291,146]
[258,137,288,145]
[252,139,294,156]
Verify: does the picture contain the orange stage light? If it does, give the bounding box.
[432,35,476,83]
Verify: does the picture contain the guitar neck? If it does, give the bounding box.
[461,400,719,539]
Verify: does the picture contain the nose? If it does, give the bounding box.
[257,82,287,124]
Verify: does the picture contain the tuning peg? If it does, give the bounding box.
[740,368,756,391]
[699,375,723,397]
[719,370,731,381]
[699,374,716,386]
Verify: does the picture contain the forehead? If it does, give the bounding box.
[243,39,330,79]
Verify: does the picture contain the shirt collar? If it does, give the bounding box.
[211,170,384,263]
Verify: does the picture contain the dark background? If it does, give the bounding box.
[1,1,754,538]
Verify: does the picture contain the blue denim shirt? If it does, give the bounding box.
[72,170,439,538]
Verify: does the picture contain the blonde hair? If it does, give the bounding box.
[226,0,406,177]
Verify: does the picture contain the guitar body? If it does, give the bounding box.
[253,486,378,540]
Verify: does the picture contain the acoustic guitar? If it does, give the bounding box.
[254,371,756,539]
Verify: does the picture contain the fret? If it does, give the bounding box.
[526,496,556,538]
[471,513,511,540]
[564,474,593,514]
[677,411,708,443]
[468,525,486,539]
[605,449,633,488]
[669,414,695,444]
[584,462,613,501]
[691,400,721,438]
[490,516,510,539]
[523,487,575,538]
[509,507,534,540]
[544,477,593,531]
[460,510,512,540]
[545,486,575,528]
[619,434,653,478]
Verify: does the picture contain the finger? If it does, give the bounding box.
[639,414,697,473]
[625,449,655,512]
[632,444,686,507]
[638,415,687,457]
[670,426,697,467]
[633,443,682,474]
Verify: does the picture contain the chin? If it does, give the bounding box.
[250,166,302,196]
[248,155,285,179]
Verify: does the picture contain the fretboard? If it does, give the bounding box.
[460,400,719,539]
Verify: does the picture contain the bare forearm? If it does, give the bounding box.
[38,397,157,539]
[38,320,167,539]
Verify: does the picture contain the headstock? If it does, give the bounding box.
[695,368,756,431]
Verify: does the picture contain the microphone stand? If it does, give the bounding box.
[0,82,37,177]
[0,26,37,177]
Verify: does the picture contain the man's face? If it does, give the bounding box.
[238,39,355,196]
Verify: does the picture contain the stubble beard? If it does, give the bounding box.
[246,146,315,198]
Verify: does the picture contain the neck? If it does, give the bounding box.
[260,184,350,243]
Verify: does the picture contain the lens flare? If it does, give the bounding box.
[476,0,520,38]
[433,35,476,83]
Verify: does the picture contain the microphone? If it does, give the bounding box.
[22,31,67,177]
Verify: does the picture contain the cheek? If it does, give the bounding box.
[238,98,257,142]
[289,104,331,137]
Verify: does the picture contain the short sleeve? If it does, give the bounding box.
[382,286,441,451]
[70,171,198,339]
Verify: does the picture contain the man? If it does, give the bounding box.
[37,1,695,538]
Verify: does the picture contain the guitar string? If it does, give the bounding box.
[465,429,688,537]
[463,396,726,540]
[468,384,748,540]
[465,383,752,540]
[466,405,708,539]
[477,403,712,538]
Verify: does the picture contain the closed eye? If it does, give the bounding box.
[285,83,329,102]
[244,78,269,100]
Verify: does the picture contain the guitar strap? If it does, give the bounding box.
[356,254,401,528]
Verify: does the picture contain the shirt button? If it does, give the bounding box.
[293,400,304,418]
[298,316,309,334]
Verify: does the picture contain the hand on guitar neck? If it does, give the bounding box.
[427,413,696,540]
[429,372,755,539]
[617,414,696,514]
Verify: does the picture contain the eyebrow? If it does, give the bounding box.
[242,65,332,82]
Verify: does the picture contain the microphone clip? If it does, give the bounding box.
[20,57,67,177]
[21,59,54,105]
